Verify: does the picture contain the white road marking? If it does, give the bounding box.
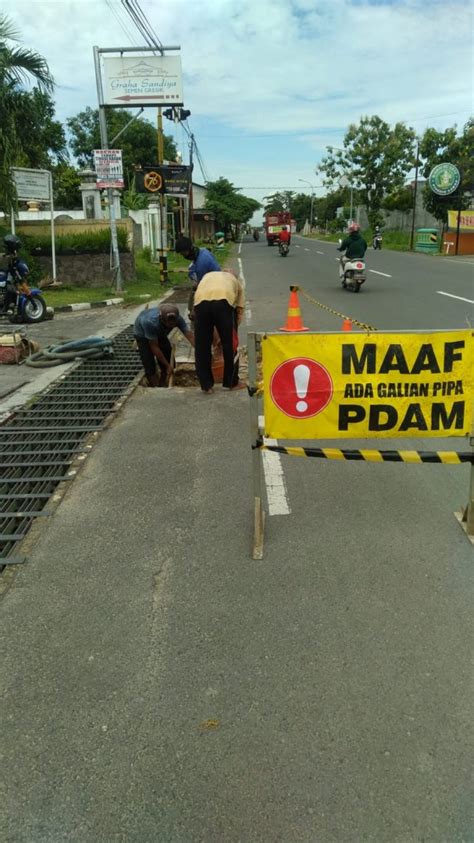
[369,269,392,277]
[238,257,252,323]
[304,248,310,251]
[295,245,300,248]
[259,415,290,516]
[437,291,474,304]
[316,250,324,255]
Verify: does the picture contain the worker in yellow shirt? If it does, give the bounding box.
[193,269,245,394]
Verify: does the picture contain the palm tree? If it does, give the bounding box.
[0,14,54,215]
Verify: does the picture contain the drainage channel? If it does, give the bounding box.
[0,326,142,569]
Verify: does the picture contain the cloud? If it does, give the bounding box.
[3,0,472,203]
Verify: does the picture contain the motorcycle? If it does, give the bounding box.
[337,241,366,292]
[0,257,48,323]
[373,233,383,250]
[278,240,289,257]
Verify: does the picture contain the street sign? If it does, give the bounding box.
[338,175,350,188]
[428,163,461,196]
[93,149,124,189]
[135,164,191,196]
[102,55,183,107]
[12,168,50,201]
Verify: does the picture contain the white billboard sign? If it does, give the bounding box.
[102,55,183,107]
[94,149,124,189]
[12,168,50,201]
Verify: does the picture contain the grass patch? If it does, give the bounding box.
[43,242,235,308]
[23,227,130,255]
[305,229,415,252]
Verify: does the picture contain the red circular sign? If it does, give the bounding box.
[270,357,333,419]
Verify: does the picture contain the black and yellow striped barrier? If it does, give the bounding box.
[257,445,474,464]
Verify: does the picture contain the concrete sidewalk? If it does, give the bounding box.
[0,376,472,841]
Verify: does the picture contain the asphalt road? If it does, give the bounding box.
[0,239,473,842]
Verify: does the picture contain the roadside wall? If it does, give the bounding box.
[35,253,136,286]
[443,232,474,255]
[17,218,133,239]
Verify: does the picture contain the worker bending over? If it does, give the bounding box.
[134,303,194,387]
[193,270,245,394]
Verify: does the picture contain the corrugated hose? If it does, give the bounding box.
[24,336,114,368]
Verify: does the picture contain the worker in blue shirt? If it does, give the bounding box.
[134,303,194,387]
[175,235,221,320]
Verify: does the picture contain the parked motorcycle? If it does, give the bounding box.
[0,235,47,323]
[278,240,289,257]
[373,233,383,250]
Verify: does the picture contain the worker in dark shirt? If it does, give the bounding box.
[337,222,367,277]
[175,235,221,322]
[134,303,194,387]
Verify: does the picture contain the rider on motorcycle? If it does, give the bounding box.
[1,235,29,314]
[279,226,291,247]
[337,222,367,276]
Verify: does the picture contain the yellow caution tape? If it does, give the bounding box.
[258,444,474,464]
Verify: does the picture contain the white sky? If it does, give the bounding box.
[4,0,473,219]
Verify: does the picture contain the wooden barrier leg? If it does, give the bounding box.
[454,415,474,545]
[248,332,265,559]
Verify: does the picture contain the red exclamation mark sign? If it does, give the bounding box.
[293,364,310,413]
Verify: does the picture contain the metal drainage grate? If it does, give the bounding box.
[1,327,142,568]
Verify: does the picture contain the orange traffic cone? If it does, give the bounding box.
[280,286,309,332]
[342,318,353,331]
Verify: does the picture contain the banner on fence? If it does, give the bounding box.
[262,331,473,439]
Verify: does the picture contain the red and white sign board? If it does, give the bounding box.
[93,149,124,189]
[270,357,334,420]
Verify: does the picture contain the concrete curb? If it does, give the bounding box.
[54,297,125,312]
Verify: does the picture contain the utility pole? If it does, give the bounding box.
[409,140,420,252]
[157,107,168,283]
[93,46,122,293]
[189,134,195,240]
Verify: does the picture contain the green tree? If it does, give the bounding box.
[0,14,54,213]
[382,185,414,213]
[67,107,177,186]
[318,115,416,227]
[262,191,294,214]
[14,88,66,169]
[204,177,260,234]
[419,118,474,224]
[52,163,81,208]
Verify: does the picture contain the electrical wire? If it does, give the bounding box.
[104,0,141,46]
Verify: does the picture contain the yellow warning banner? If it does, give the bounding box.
[262,331,473,439]
[448,210,474,231]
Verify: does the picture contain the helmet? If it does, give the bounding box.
[4,234,22,253]
[348,222,360,233]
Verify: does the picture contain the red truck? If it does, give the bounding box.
[264,211,292,246]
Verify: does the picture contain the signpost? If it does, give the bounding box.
[428,163,463,256]
[102,55,183,107]
[93,149,124,189]
[428,163,461,196]
[93,45,184,290]
[11,167,56,281]
[135,164,191,197]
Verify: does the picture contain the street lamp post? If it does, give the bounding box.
[298,179,315,231]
